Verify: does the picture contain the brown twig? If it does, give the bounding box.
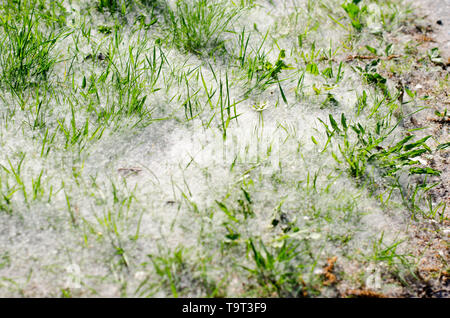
[344,289,387,298]
[118,167,142,177]
[346,54,402,61]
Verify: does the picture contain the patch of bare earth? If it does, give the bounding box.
[384,0,450,297]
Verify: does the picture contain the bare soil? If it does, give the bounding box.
[394,0,450,298]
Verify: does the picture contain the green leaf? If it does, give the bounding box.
[298,34,303,48]
[436,142,450,150]
[403,136,431,151]
[278,81,288,105]
[241,187,252,204]
[365,59,379,73]
[394,148,427,161]
[385,135,414,155]
[312,84,321,95]
[306,63,319,76]
[342,3,360,20]
[365,45,378,55]
[322,93,339,108]
[322,67,333,79]
[405,87,415,99]
[385,43,393,56]
[329,114,340,132]
[351,19,363,31]
[340,114,348,132]
[428,47,443,64]
[365,73,386,85]
[216,201,238,222]
[409,167,441,176]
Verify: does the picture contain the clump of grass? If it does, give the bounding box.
[341,0,367,32]
[247,48,289,98]
[235,29,290,99]
[353,59,389,97]
[0,0,444,298]
[0,4,62,90]
[97,0,129,15]
[242,238,310,297]
[321,113,438,180]
[367,232,416,285]
[164,0,241,56]
[0,177,15,214]
[136,247,221,297]
[318,108,444,222]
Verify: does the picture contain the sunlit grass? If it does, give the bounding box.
[0,0,446,297]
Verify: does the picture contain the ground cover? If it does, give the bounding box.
[0,0,448,297]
